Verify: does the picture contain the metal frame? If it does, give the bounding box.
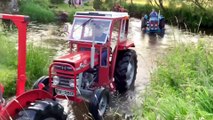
[0,13,55,119]
[50,11,135,102]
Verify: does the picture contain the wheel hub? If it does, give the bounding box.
[126,59,135,88]
[98,95,107,116]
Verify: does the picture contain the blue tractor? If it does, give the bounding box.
[141,11,165,36]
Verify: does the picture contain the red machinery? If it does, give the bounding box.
[0,11,137,120]
[0,14,66,120]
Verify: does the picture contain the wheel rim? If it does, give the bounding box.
[126,58,135,88]
[98,95,107,116]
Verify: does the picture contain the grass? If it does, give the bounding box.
[19,0,94,23]
[52,3,94,22]
[134,40,213,119]
[0,33,53,98]
[19,0,55,23]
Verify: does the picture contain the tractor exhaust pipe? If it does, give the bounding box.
[91,22,96,69]
[91,39,95,69]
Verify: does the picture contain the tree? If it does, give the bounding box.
[148,0,165,11]
[186,0,213,10]
[93,0,103,10]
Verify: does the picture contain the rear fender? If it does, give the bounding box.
[0,90,53,119]
[118,41,135,50]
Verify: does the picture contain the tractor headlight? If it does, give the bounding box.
[68,78,79,88]
[52,76,60,86]
[69,81,75,88]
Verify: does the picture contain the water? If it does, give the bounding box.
[26,18,213,120]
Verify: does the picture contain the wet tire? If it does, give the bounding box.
[141,17,147,31]
[89,88,110,120]
[15,99,67,120]
[32,76,49,91]
[114,49,137,94]
[159,18,165,29]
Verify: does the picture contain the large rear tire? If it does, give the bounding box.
[159,18,165,29]
[114,49,137,94]
[141,17,146,31]
[15,99,67,120]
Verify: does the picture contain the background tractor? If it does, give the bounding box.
[141,11,165,37]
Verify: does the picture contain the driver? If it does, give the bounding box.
[150,9,158,17]
[93,24,108,66]
[93,24,108,43]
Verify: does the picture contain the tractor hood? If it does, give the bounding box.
[53,51,99,70]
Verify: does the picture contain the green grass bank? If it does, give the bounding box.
[19,0,94,23]
[134,41,213,119]
[0,33,52,98]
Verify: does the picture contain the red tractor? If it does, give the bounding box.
[0,11,137,120]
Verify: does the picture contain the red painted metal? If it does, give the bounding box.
[0,13,56,120]
[0,90,53,119]
[0,13,29,96]
[0,84,4,95]
[47,12,135,103]
[0,84,4,111]
[118,41,135,50]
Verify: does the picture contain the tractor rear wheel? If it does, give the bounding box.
[15,99,67,120]
[141,17,147,31]
[159,18,165,29]
[114,49,137,94]
[89,88,110,120]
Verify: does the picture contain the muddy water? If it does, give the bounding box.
[27,18,213,120]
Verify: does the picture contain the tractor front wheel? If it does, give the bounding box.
[89,88,110,120]
[15,99,67,120]
[114,49,137,94]
[32,76,49,91]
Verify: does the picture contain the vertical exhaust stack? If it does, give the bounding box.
[91,36,95,69]
[90,22,96,69]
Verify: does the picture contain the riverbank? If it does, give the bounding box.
[0,28,55,98]
[134,39,213,119]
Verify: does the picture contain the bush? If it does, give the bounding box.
[19,0,55,23]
